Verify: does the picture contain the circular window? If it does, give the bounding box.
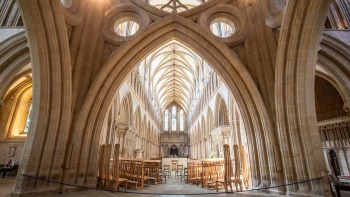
[114,18,140,37]
[60,0,72,8]
[210,18,235,38]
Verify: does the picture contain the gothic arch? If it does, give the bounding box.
[318,33,350,108]
[14,1,72,194]
[214,94,229,127]
[119,92,133,125]
[134,106,142,134]
[275,0,331,194]
[0,31,30,100]
[314,74,347,121]
[0,77,32,140]
[16,3,280,193]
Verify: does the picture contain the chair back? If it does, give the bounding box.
[163,165,170,170]
[177,165,184,171]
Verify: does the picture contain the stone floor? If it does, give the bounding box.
[1,173,350,197]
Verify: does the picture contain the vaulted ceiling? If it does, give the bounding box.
[137,40,212,114]
[146,0,207,12]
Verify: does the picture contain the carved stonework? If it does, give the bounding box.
[344,102,350,115]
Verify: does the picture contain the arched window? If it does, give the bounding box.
[172,106,177,131]
[180,109,184,131]
[164,109,169,131]
[23,102,32,133]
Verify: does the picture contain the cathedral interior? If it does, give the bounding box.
[0,0,350,196]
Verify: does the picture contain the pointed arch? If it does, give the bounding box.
[134,106,142,134]
[71,15,277,189]
[119,92,133,124]
[318,33,350,107]
[206,108,213,135]
[215,94,229,127]
[275,0,331,194]
[17,6,278,191]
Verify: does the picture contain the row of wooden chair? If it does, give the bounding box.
[96,144,128,191]
[144,160,162,184]
[97,144,166,191]
[186,145,243,192]
[119,158,148,189]
[163,164,184,178]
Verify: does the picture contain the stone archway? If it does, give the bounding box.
[71,15,280,190]
[275,0,331,195]
[15,1,280,196]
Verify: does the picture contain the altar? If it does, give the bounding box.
[162,157,187,169]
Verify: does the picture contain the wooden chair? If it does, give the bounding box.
[97,144,128,191]
[164,165,171,177]
[201,159,224,189]
[159,173,166,184]
[201,162,214,188]
[181,168,188,183]
[97,144,112,189]
[111,144,127,191]
[119,158,146,189]
[144,160,161,184]
[216,144,242,192]
[188,162,202,187]
[175,165,183,177]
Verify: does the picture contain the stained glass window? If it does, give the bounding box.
[180,109,184,131]
[172,106,177,131]
[23,103,32,133]
[164,109,169,131]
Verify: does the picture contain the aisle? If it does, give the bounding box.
[5,173,346,197]
[47,171,283,197]
[134,171,218,195]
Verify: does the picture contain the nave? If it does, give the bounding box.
[1,174,349,197]
[0,175,289,197]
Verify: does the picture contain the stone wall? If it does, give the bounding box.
[160,133,188,157]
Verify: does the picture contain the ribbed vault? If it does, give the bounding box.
[146,0,207,12]
[137,40,212,113]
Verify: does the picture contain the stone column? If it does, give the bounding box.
[136,149,144,158]
[202,138,206,158]
[116,128,128,157]
[116,123,134,158]
[197,142,200,159]
[207,134,212,158]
